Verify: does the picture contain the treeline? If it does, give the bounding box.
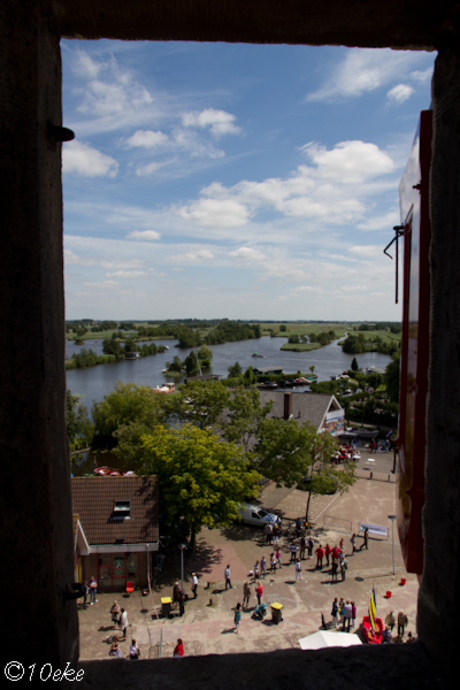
[288,330,336,346]
[341,333,399,356]
[65,340,167,369]
[141,320,261,348]
[101,336,165,361]
[353,322,402,334]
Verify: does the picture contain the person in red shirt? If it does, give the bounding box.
[173,638,184,657]
[256,581,263,605]
[315,544,324,569]
[325,543,332,566]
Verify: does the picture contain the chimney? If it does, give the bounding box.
[284,393,292,420]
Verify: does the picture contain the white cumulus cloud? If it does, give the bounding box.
[125,129,170,148]
[62,140,119,177]
[182,108,240,138]
[387,84,415,104]
[126,230,161,241]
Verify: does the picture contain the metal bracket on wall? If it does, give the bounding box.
[384,225,405,304]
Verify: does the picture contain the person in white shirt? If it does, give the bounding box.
[295,559,302,581]
[120,608,129,639]
[191,573,198,599]
[129,639,140,659]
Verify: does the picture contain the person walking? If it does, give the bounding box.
[325,543,331,567]
[89,575,98,605]
[331,598,339,628]
[343,601,352,632]
[81,581,89,610]
[264,521,273,545]
[289,540,299,563]
[177,587,185,616]
[233,602,242,634]
[242,581,251,608]
[275,547,282,569]
[260,556,267,578]
[129,639,140,659]
[120,608,129,639]
[398,611,408,637]
[351,601,357,628]
[307,537,314,559]
[299,536,306,560]
[338,597,345,627]
[360,526,369,550]
[385,611,396,632]
[173,582,181,607]
[273,524,280,546]
[270,552,277,573]
[294,559,302,582]
[110,600,121,629]
[340,555,348,581]
[255,581,263,605]
[350,534,357,554]
[225,564,232,590]
[330,560,338,583]
[173,639,184,657]
[191,572,198,599]
[315,544,324,569]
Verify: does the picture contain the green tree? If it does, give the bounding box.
[351,357,359,371]
[279,324,287,332]
[221,385,273,453]
[141,424,262,548]
[164,380,229,429]
[66,390,93,451]
[254,417,354,518]
[227,361,243,378]
[92,382,163,449]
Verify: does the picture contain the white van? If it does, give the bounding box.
[237,503,279,527]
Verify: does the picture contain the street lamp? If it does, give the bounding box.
[388,515,397,575]
[178,543,187,592]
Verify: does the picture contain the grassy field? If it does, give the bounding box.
[279,342,322,352]
[256,322,351,338]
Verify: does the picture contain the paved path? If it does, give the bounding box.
[78,461,417,660]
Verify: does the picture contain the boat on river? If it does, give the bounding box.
[125,352,140,360]
[153,382,175,393]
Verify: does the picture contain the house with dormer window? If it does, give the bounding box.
[71,475,159,591]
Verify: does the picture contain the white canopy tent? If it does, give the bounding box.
[298,631,362,650]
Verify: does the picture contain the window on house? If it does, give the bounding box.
[113,500,131,519]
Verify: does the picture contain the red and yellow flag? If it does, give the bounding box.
[368,587,377,632]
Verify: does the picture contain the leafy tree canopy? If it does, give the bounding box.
[253,418,353,497]
[66,390,93,452]
[221,385,273,453]
[141,424,262,546]
[92,382,164,449]
[162,380,229,430]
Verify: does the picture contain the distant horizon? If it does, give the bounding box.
[62,40,432,321]
[65,317,400,324]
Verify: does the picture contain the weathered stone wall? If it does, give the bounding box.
[0,0,79,672]
[417,47,460,676]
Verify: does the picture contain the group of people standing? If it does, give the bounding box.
[330,597,356,631]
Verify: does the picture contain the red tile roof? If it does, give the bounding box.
[71,476,159,545]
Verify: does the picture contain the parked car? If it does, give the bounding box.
[237,503,279,527]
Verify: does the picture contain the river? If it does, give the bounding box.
[66,336,392,409]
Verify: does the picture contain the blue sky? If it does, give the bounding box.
[61,40,434,321]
